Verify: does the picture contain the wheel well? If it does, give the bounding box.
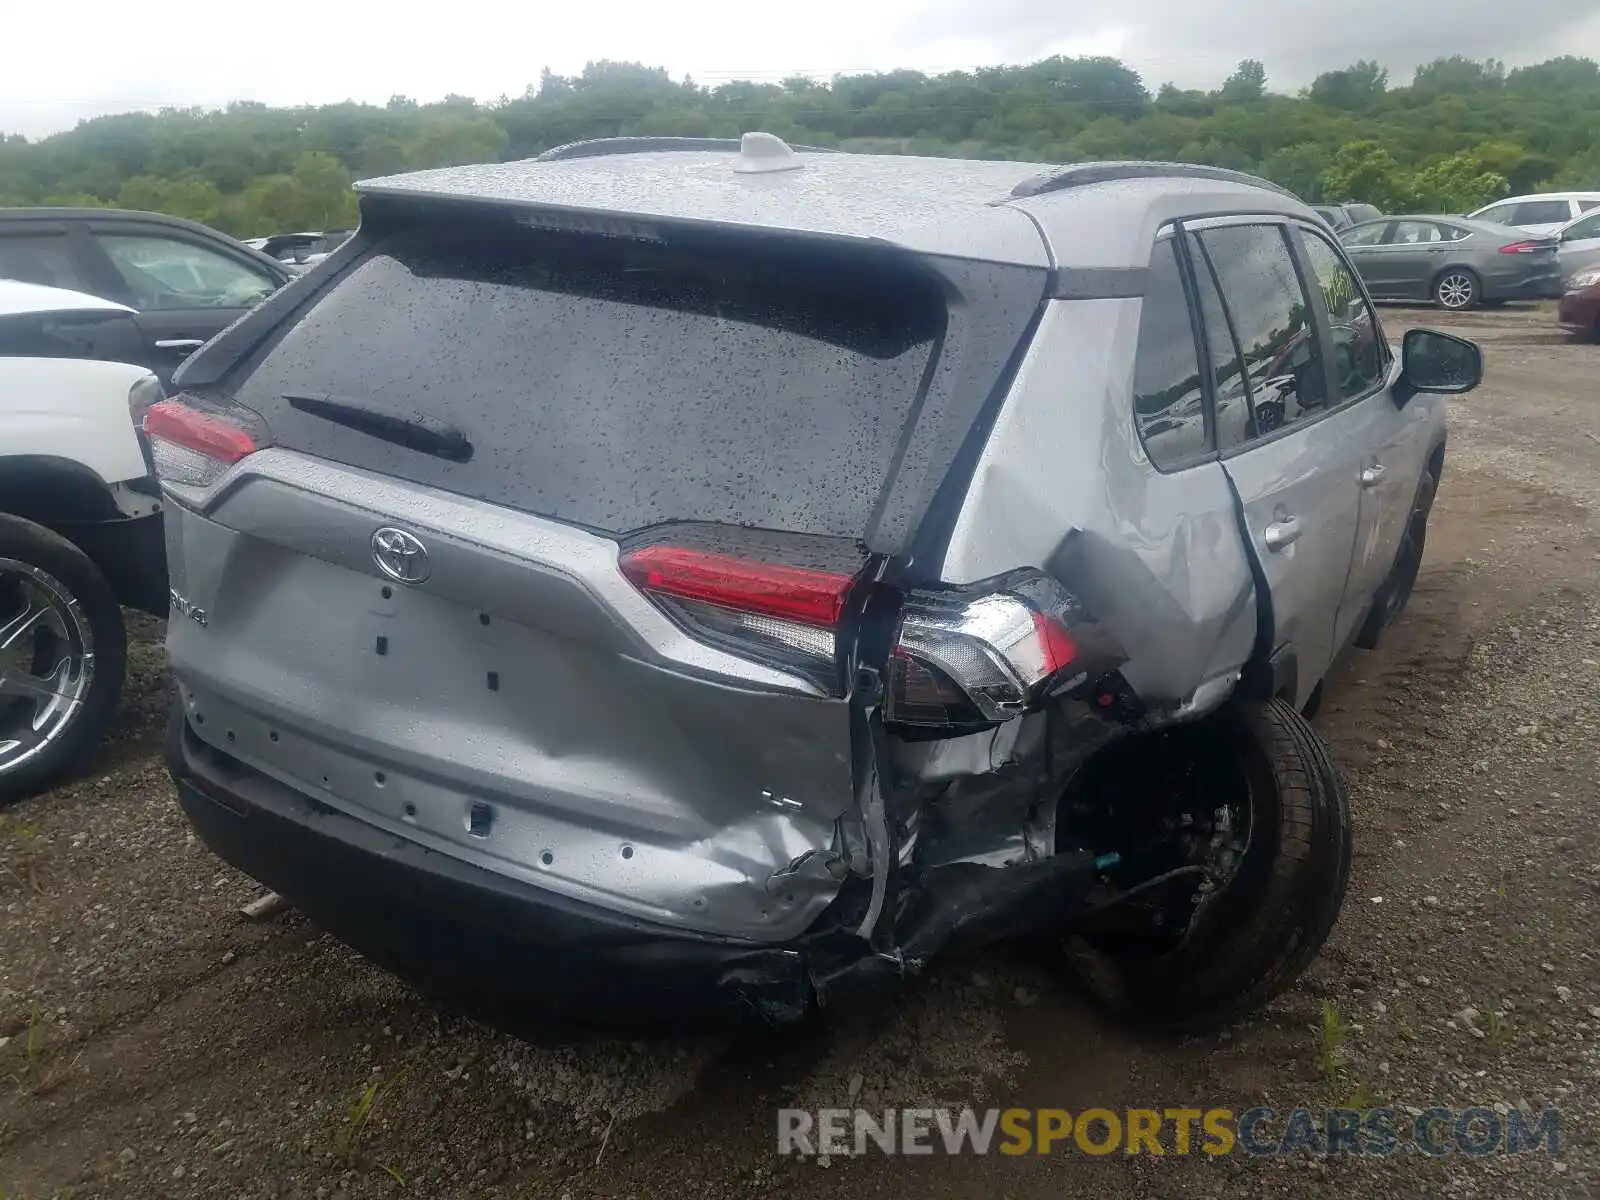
[0,456,121,526]
[1426,442,1446,486]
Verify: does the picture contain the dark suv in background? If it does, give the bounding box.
[0,208,292,385]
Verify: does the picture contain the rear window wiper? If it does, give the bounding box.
[284,393,473,463]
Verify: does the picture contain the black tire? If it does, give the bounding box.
[1060,698,1352,1031]
[1356,468,1436,650]
[1433,268,1481,312]
[0,514,127,805]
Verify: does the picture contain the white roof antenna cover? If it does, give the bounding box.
[733,132,804,174]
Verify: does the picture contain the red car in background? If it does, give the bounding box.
[1559,268,1600,341]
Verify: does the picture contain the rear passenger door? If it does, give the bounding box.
[81,221,284,381]
[1186,219,1365,708]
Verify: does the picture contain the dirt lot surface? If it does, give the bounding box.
[3,303,1598,1199]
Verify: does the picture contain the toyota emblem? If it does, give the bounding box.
[371,527,431,585]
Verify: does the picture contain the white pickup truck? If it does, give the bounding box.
[0,280,169,801]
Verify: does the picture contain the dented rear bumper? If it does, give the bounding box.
[169,706,817,1027]
[169,703,1103,1028]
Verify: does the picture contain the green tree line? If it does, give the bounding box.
[3,54,1599,236]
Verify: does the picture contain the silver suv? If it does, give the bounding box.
[147,137,1483,1031]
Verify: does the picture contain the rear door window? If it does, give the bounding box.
[1341,222,1389,247]
[233,223,948,539]
[1389,221,1445,245]
[1186,235,1255,451]
[1131,237,1210,470]
[0,232,90,292]
[1191,223,1326,440]
[1509,200,1573,226]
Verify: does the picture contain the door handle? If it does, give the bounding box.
[1360,464,1387,488]
[154,338,205,351]
[1263,516,1302,552]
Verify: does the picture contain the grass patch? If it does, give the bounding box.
[332,1074,406,1185]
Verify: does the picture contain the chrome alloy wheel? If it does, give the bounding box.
[0,558,96,776]
[1436,273,1476,310]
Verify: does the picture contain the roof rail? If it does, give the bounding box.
[1007,161,1299,202]
[536,135,834,163]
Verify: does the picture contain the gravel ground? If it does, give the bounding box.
[2,303,1598,1199]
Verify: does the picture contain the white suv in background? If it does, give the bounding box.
[1469,192,1600,237]
[0,280,168,800]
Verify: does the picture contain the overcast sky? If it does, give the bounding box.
[6,0,1600,139]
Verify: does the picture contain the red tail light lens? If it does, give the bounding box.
[143,395,272,490]
[1499,241,1544,254]
[620,546,853,628]
[145,400,258,463]
[620,545,858,691]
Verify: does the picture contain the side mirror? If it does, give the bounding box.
[1396,328,1482,404]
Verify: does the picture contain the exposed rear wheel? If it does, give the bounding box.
[1434,269,1481,311]
[1057,698,1351,1031]
[0,515,126,805]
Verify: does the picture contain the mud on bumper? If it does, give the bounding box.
[167,707,821,1029]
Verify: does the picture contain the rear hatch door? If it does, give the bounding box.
[165,206,1042,939]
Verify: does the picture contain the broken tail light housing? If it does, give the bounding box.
[887,572,1127,729]
[143,394,273,490]
[620,545,856,691]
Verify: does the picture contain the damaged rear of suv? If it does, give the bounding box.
[154,137,1480,1031]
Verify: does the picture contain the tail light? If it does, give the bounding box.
[887,572,1128,729]
[620,545,856,691]
[126,374,165,477]
[142,394,272,490]
[1499,241,1549,254]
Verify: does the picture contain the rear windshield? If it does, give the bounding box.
[232,221,947,538]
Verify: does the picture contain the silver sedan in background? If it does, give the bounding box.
[1554,208,1600,283]
[1339,215,1564,310]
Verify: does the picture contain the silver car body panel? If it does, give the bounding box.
[941,298,1259,712]
[1556,210,1600,281]
[164,448,855,941]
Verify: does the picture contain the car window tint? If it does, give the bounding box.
[1186,234,1255,451]
[1131,237,1211,469]
[1341,222,1388,247]
[1391,221,1444,245]
[1510,200,1573,226]
[1474,203,1517,225]
[95,234,276,311]
[1580,200,1600,213]
[1439,223,1472,241]
[0,233,89,292]
[233,224,948,538]
[1194,224,1326,439]
[1300,231,1388,401]
[1563,212,1600,241]
[0,309,145,364]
